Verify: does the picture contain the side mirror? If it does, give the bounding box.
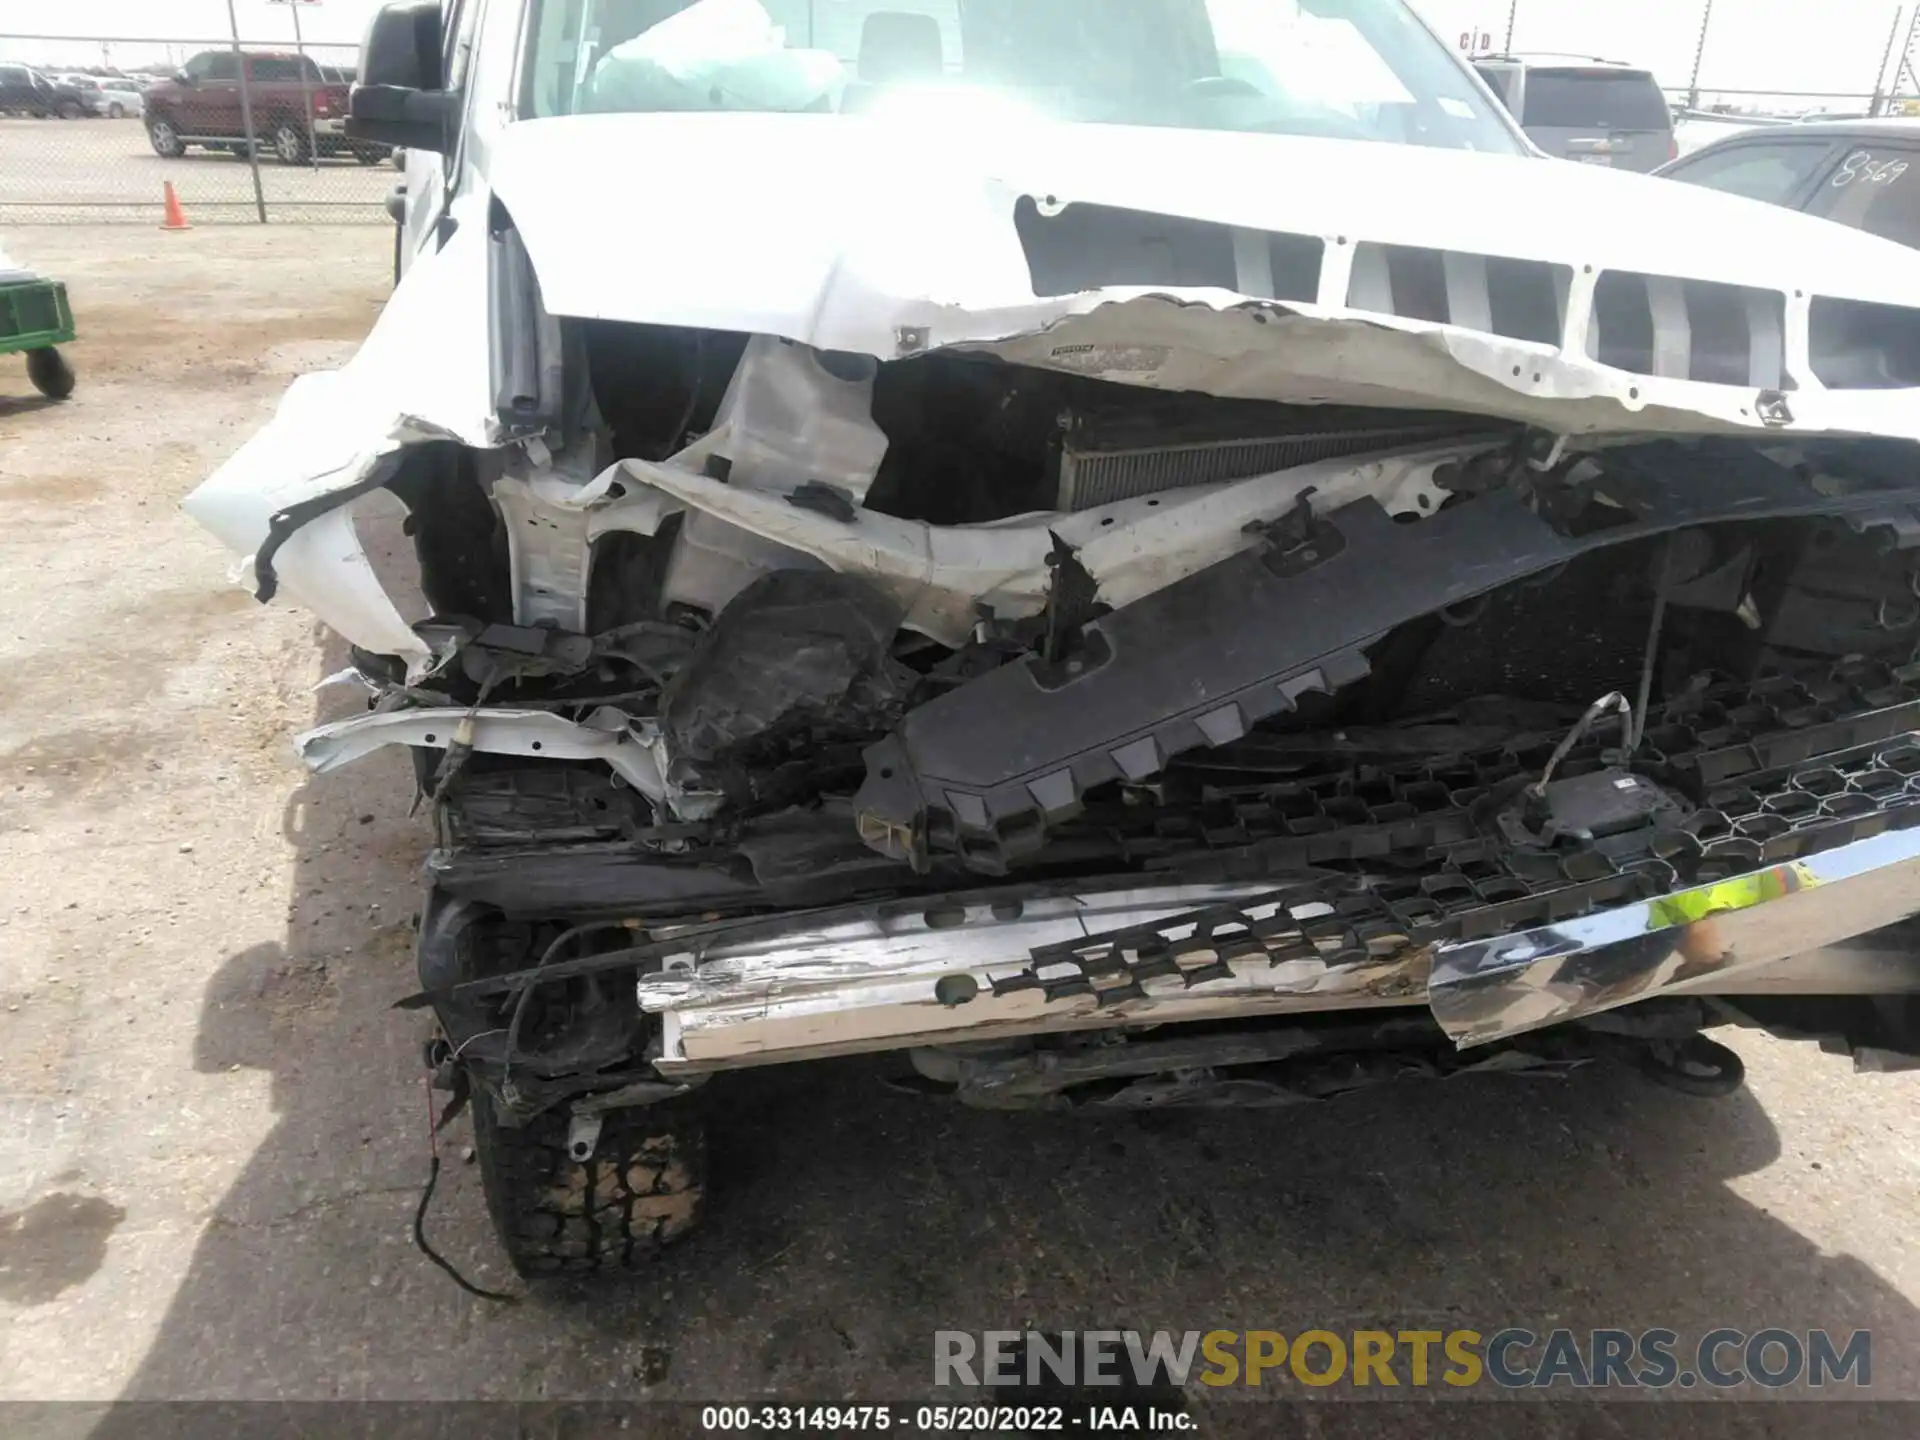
[174,67,195,87]
[349,1,456,153]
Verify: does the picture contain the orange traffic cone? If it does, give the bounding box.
[160,181,191,231]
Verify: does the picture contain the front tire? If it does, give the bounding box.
[271,119,309,164]
[107,102,125,119]
[147,118,184,157]
[26,347,75,400]
[472,1091,706,1277]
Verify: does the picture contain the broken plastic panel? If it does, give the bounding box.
[661,334,890,616]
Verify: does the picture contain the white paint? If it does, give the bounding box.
[492,110,1920,332]
[604,440,1477,646]
[185,86,1920,697]
[296,705,671,800]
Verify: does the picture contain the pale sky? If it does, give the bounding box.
[0,0,388,67]
[0,0,1910,99]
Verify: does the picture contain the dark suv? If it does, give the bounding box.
[0,65,88,119]
[1474,53,1677,172]
[144,50,387,163]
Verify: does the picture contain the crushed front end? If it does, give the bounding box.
[186,174,1920,1273]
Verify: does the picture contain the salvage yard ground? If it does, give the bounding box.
[2,226,1919,1420]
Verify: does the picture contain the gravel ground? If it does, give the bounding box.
[1,226,1918,1428]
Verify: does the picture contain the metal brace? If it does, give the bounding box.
[565,1110,603,1163]
[1524,431,1571,473]
[574,1077,701,1113]
[1244,487,1346,576]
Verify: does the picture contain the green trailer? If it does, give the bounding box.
[0,268,76,400]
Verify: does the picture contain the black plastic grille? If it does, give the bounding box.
[997,661,1920,1005]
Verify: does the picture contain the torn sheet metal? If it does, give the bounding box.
[180,191,499,675]
[184,114,1920,671]
[590,439,1469,646]
[297,705,670,802]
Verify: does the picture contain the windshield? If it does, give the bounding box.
[524,0,1520,152]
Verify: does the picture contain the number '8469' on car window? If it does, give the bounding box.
[1833,150,1910,187]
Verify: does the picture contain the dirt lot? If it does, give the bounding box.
[2,225,1920,1423]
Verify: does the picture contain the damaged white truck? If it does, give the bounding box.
[189,0,1920,1276]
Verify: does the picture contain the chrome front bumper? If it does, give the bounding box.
[634,826,1920,1074]
[638,882,1425,1075]
[1429,825,1920,1045]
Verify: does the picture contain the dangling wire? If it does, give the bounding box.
[1530,692,1634,798]
[1530,537,1681,798]
[412,1077,517,1305]
[501,920,642,1089]
[1630,535,1679,755]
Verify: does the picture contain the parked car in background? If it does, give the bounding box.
[0,65,88,119]
[1661,118,1920,250]
[56,75,125,118]
[1473,53,1677,171]
[143,49,388,163]
[97,77,146,118]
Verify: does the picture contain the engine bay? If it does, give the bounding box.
[325,319,1920,903]
[260,313,1920,1119]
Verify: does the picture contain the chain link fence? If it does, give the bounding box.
[0,34,391,223]
[1667,86,1889,156]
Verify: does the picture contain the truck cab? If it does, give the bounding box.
[144,49,385,164]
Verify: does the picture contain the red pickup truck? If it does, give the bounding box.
[145,50,386,164]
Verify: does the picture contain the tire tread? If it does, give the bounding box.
[472,1092,706,1278]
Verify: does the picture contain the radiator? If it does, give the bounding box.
[1056,422,1456,511]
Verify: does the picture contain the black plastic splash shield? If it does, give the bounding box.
[854,452,1920,872]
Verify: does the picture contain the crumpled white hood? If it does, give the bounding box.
[186,110,1920,693]
[489,112,1920,440]
[500,112,1920,325]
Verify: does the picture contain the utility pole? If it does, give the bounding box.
[1687,0,1714,111]
[226,0,268,223]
